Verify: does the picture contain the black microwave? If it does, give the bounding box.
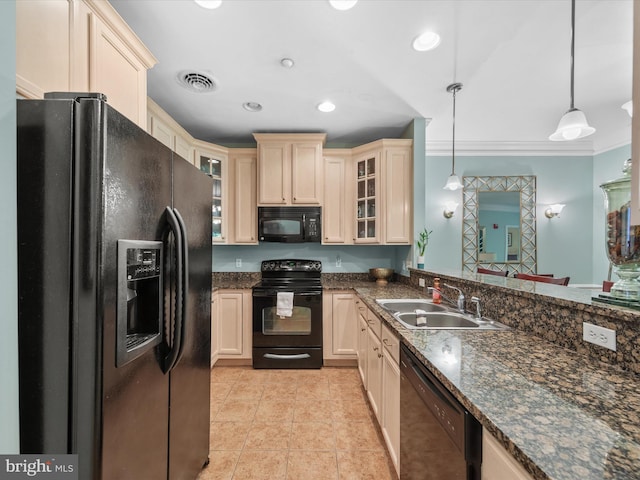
[258,206,321,243]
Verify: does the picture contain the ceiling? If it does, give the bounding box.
[110,0,633,153]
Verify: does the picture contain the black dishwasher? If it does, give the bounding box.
[400,344,482,479]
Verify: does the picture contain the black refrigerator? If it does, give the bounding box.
[16,93,212,480]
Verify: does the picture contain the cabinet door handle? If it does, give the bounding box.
[361,327,366,332]
[383,338,395,347]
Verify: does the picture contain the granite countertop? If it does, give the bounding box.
[354,283,640,480]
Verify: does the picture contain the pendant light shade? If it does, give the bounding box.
[443,82,463,191]
[549,108,595,141]
[444,174,463,191]
[549,0,595,141]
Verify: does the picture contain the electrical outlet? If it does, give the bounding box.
[583,322,616,351]
[235,258,242,268]
[419,278,426,287]
[336,255,342,268]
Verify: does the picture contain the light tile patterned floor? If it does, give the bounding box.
[196,367,396,480]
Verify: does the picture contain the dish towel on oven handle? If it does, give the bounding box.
[276,291,294,317]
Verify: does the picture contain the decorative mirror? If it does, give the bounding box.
[462,175,537,275]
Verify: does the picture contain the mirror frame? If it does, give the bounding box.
[462,175,537,275]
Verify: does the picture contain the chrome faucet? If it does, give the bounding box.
[470,296,482,319]
[428,283,465,313]
[443,283,465,312]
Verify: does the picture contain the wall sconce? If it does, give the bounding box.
[545,204,565,219]
[443,201,458,219]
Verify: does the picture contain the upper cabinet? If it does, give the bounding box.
[254,133,326,206]
[351,139,413,245]
[148,98,194,164]
[323,150,353,244]
[16,0,157,129]
[195,142,228,244]
[229,149,259,244]
[353,150,380,243]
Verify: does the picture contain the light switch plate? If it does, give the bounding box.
[235,258,242,268]
[583,322,616,351]
[418,278,425,287]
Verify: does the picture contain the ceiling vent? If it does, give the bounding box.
[177,71,217,93]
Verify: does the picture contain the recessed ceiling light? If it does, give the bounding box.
[329,0,358,11]
[412,31,441,51]
[317,101,336,113]
[243,102,263,112]
[194,0,222,9]
[280,58,295,68]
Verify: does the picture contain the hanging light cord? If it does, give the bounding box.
[446,82,463,175]
[569,0,575,110]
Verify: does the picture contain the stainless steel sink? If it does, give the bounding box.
[375,299,447,314]
[375,298,508,330]
[396,312,478,329]
[395,311,508,330]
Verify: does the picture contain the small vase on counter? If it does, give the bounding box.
[417,255,425,269]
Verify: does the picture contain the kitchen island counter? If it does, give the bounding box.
[354,283,640,480]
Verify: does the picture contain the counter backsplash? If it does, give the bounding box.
[404,269,640,376]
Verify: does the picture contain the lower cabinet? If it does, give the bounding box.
[211,289,252,366]
[357,298,400,477]
[380,324,400,477]
[356,300,369,386]
[323,291,358,364]
[482,430,534,480]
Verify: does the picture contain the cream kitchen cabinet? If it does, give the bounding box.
[365,313,383,422]
[382,144,413,244]
[16,0,156,129]
[211,290,252,364]
[356,300,369,387]
[322,291,358,364]
[195,142,228,244]
[147,98,194,164]
[380,323,400,477]
[351,139,412,245]
[482,430,534,480]
[254,133,326,205]
[353,150,380,243]
[322,150,353,244]
[228,149,258,244]
[356,299,400,476]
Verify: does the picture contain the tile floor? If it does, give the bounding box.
[196,366,397,480]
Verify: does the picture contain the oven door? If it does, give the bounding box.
[252,289,323,348]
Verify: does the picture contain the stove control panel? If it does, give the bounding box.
[261,259,322,272]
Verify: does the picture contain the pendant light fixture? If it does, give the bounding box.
[549,0,595,141]
[443,82,463,191]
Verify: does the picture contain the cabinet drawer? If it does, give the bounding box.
[367,311,382,339]
[381,323,399,364]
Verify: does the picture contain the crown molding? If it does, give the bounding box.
[426,135,632,157]
[425,140,595,156]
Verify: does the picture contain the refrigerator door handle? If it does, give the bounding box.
[162,206,184,373]
[173,208,189,366]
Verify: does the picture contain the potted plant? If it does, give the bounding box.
[416,228,432,269]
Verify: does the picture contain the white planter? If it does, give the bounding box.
[417,255,425,269]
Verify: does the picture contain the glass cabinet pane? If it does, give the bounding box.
[199,155,210,174]
[358,180,366,199]
[357,161,366,178]
[367,179,375,197]
[212,199,222,218]
[213,178,222,197]
[367,200,375,218]
[357,200,365,219]
[367,158,375,175]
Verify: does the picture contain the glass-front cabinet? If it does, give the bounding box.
[196,143,228,244]
[355,152,380,243]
